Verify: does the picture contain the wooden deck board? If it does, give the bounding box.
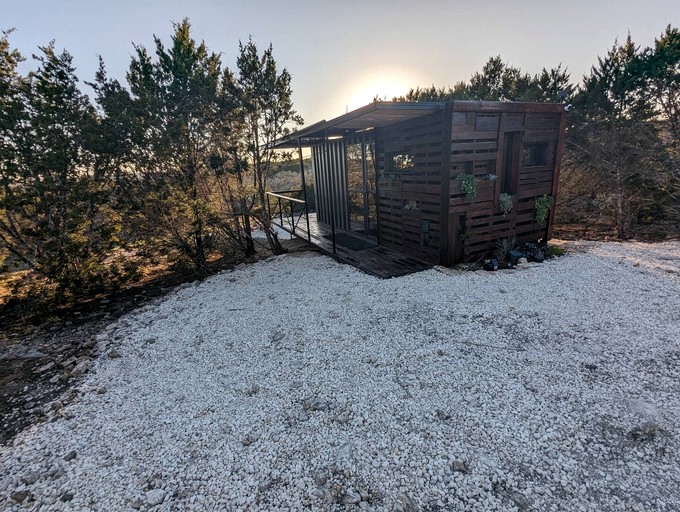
[273,213,431,278]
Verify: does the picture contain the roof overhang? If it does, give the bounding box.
[273,101,444,148]
[273,100,565,149]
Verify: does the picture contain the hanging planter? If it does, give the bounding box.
[535,195,554,224]
[457,173,477,199]
[499,193,513,216]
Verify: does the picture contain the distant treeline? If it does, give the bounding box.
[1,19,301,300]
[395,26,679,240]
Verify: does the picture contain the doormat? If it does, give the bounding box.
[323,233,376,251]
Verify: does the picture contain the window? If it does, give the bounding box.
[387,152,415,172]
[522,143,548,166]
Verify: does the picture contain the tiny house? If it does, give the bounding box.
[271,100,566,275]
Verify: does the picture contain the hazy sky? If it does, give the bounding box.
[3,0,678,125]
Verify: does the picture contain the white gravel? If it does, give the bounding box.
[2,241,679,511]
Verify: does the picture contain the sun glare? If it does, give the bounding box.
[344,71,415,112]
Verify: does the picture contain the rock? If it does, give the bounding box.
[359,501,374,511]
[108,350,121,359]
[510,491,531,510]
[20,472,39,485]
[241,434,258,446]
[452,461,468,473]
[71,360,92,378]
[343,489,362,505]
[245,384,260,396]
[24,401,36,410]
[313,470,328,486]
[517,257,528,264]
[146,488,166,506]
[334,412,350,424]
[129,497,145,509]
[393,494,418,512]
[342,489,361,505]
[34,361,56,374]
[304,397,330,411]
[64,450,77,461]
[436,409,450,421]
[49,374,61,384]
[60,491,75,502]
[60,356,77,368]
[49,400,64,411]
[258,479,273,492]
[10,490,29,503]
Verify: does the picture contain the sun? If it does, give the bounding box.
[345,70,416,111]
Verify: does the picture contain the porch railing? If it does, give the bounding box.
[265,190,311,242]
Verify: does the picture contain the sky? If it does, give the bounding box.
[3,0,678,126]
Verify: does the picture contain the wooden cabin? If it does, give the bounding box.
[271,101,567,276]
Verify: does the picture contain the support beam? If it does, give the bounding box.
[297,138,311,241]
[439,102,453,266]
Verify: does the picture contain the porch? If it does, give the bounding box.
[266,191,430,279]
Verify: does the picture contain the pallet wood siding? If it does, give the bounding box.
[447,109,564,262]
[375,111,445,264]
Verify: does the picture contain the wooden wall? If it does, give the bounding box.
[447,106,565,262]
[373,103,565,266]
[375,111,445,264]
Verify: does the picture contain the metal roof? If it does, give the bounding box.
[273,101,445,148]
[273,100,566,148]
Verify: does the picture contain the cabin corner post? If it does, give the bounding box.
[439,102,454,266]
[546,108,568,241]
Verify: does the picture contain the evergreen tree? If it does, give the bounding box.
[395,57,570,103]
[119,19,242,275]
[228,38,303,255]
[0,37,125,297]
[567,34,673,238]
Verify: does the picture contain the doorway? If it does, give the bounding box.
[346,142,378,238]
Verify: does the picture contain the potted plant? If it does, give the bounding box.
[457,173,476,199]
[499,193,513,216]
[535,195,554,224]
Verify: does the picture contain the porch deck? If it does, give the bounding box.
[273,212,431,279]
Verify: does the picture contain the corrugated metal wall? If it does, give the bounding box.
[312,140,350,230]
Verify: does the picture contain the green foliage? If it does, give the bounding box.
[547,245,566,257]
[458,229,472,242]
[229,37,303,254]
[564,28,679,238]
[495,236,516,262]
[458,173,477,198]
[499,193,513,215]
[395,57,571,103]
[535,195,554,224]
[0,35,129,298]
[108,19,245,275]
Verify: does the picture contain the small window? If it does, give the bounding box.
[387,153,415,172]
[523,143,548,166]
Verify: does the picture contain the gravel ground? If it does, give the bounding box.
[1,241,679,511]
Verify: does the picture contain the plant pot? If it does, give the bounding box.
[509,250,524,264]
